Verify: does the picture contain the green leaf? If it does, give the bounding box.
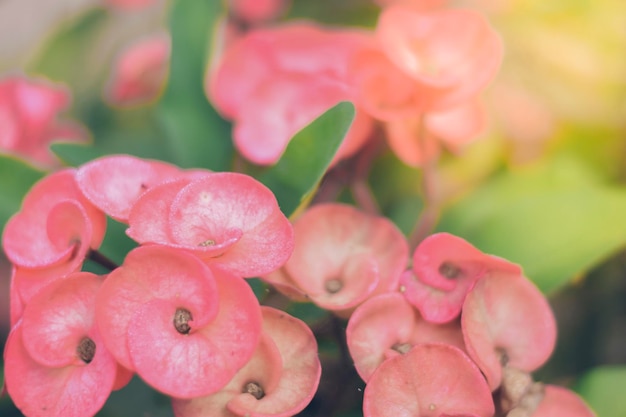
[258,101,356,217]
[438,155,626,293]
[157,0,234,170]
[0,155,45,237]
[575,366,626,417]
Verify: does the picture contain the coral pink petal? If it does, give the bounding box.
[96,246,220,370]
[227,307,321,417]
[261,268,309,302]
[462,272,557,390]
[347,292,465,381]
[127,269,262,398]
[376,6,503,110]
[112,365,134,391]
[384,116,442,167]
[351,47,427,121]
[363,343,494,417]
[4,323,117,417]
[21,272,102,368]
[168,173,294,277]
[12,261,80,309]
[76,155,182,222]
[126,178,194,244]
[400,269,474,324]
[2,169,106,268]
[425,98,486,150]
[172,332,282,417]
[533,385,596,417]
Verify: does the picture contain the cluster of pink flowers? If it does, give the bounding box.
[2,155,320,417]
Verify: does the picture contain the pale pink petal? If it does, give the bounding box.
[532,385,596,417]
[462,272,557,391]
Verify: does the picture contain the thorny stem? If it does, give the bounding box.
[409,116,441,250]
[87,249,119,272]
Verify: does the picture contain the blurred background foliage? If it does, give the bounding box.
[0,0,625,415]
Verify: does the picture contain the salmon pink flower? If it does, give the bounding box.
[400,232,520,323]
[105,33,170,107]
[228,0,288,23]
[96,245,263,398]
[0,74,84,167]
[531,385,596,417]
[172,306,321,417]
[461,270,557,391]
[2,169,106,271]
[4,272,119,417]
[262,203,408,315]
[209,23,373,166]
[346,292,465,382]
[363,343,494,417]
[127,172,294,277]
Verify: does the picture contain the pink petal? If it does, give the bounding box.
[363,343,494,417]
[461,272,557,390]
[12,261,80,310]
[424,98,486,150]
[96,246,220,370]
[347,292,465,381]
[167,173,294,277]
[532,385,595,417]
[21,272,103,368]
[76,155,183,222]
[384,116,441,167]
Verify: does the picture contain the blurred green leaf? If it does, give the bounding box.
[575,366,626,417]
[157,0,234,170]
[0,155,45,237]
[259,102,356,217]
[97,376,173,417]
[438,155,626,293]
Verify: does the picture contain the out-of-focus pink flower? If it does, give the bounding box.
[4,272,119,417]
[0,75,84,166]
[209,23,374,166]
[532,385,596,417]
[262,203,408,316]
[228,0,288,23]
[127,172,294,278]
[173,307,321,417]
[363,343,494,417]
[105,33,170,107]
[346,292,464,382]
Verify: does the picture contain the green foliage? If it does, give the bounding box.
[0,155,45,237]
[259,102,356,217]
[575,366,626,417]
[439,155,626,293]
[157,0,234,171]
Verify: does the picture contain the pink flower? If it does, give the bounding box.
[262,203,408,315]
[228,0,288,23]
[126,172,294,277]
[105,0,157,10]
[0,75,84,167]
[363,343,494,417]
[96,245,263,398]
[208,23,374,166]
[4,272,119,417]
[104,33,170,107]
[172,306,321,417]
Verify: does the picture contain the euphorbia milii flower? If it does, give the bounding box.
[2,169,106,271]
[105,33,170,107]
[531,385,596,417]
[262,203,408,315]
[228,0,288,23]
[96,245,262,398]
[346,292,465,382]
[75,154,198,223]
[0,74,84,166]
[4,272,119,417]
[363,343,494,417]
[400,232,520,323]
[461,270,557,391]
[209,22,374,165]
[172,306,321,417]
[375,5,503,111]
[126,172,294,277]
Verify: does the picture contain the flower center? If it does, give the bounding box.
[77,336,96,364]
[173,308,193,334]
[439,261,461,279]
[198,239,216,247]
[391,342,412,354]
[243,381,265,400]
[325,279,343,294]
